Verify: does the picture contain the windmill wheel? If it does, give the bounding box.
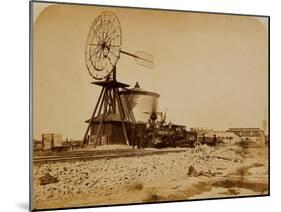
[85,11,122,80]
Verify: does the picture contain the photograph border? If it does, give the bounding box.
[29,1,270,211]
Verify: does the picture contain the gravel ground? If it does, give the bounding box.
[32,145,268,210]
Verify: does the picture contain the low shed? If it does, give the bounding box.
[86,112,129,146]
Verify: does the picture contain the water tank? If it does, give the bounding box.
[120,82,160,123]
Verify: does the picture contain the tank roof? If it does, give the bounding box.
[121,82,160,97]
[134,81,140,88]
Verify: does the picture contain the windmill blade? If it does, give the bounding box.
[120,50,154,69]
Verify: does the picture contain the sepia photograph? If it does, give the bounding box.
[30,1,269,210]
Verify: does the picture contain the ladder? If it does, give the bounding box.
[121,88,137,147]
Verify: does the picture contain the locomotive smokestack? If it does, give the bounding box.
[150,111,157,122]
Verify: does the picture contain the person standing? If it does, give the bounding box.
[213,134,217,145]
[202,134,206,144]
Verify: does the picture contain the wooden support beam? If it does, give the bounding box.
[81,87,105,146]
[96,89,108,146]
[115,88,130,146]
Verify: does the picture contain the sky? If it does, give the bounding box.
[32,2,268,140]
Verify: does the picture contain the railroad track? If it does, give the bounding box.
[33,149,188,164]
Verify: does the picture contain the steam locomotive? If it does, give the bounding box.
[133,112,198,148]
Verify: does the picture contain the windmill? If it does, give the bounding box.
[82,11,153,147]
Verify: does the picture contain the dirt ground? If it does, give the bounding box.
[32,144,268,210]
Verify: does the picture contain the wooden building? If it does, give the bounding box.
[226,128,266,144]
[86,112,129,147]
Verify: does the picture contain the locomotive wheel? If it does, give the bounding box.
[194,141,201,147]
[194,141,202,152]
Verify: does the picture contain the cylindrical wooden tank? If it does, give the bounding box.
[120,82,160,123]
